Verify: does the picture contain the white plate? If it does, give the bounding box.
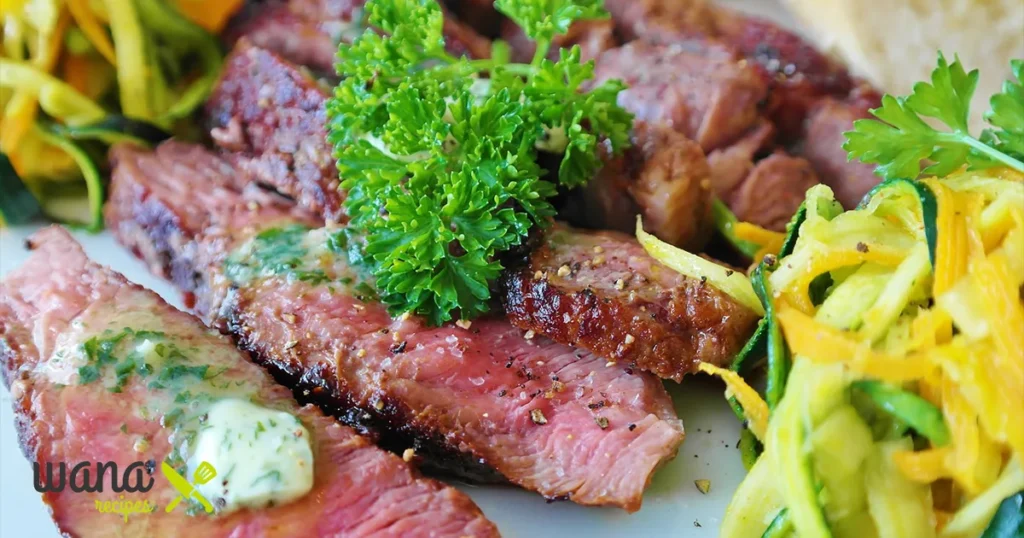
[0,3,799,535]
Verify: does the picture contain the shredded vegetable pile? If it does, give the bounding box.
[640,55,1024,537]
[0,0,239,229]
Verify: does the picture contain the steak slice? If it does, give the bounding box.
[801,88,883,209]
[0,226,497,538]
[723,152,821,232]
[563,121,713,251]
[591,40,768,152]
[207,41,344,222]
[500,224,759,381]
[106,142,686,511]
[603,0,854,139]
[226,0,490,75]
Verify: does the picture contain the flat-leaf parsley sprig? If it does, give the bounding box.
[326,0,632,325]
[844,54,1024,180]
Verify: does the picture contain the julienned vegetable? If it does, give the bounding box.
[636,217,764,315]
[326,0,632,325]
[0,0,230,230]
[0,153,41,225]
[672,55,1024,538]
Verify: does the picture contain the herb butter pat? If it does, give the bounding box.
[188,399,314,513]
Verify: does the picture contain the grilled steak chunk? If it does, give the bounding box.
[604,0,720,44]
[723,152,821,232]
[706,119,776,198]
[207,41,344,222]
[500,225,759,381]
[106,142,686,511]
[0,226,497,538]
[502,18,617,63]
[802,90,883,208]
[603,0,854,139]
[565,121,713,250]
[227,0,490,75]
[591,40,767,152]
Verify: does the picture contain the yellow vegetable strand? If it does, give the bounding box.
[777,303,937,381]
[698,363,769,441]
[103,0,153,120]
[0,8,68,157]
[67,0,117,64]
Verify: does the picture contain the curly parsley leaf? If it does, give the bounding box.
[495,0,605,60]
[844,53,1024,180]
[326,0,630,325]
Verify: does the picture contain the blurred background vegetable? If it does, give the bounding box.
[0,0,242,230]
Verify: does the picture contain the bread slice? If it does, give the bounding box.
[783,0,1024,131]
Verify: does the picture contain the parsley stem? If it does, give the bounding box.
[957,133,1024,173]
[531,38,552,69]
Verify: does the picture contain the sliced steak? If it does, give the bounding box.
[227,0,489,75]
[0,226,497,538]
[502,18,617,63]
[206,41,344,222]
[500,224,759,381]
[724,152,821,231]
[591,40,768,152]
[801,88,883,208]
[565,121,713,250]
[604,0,720,44]
[712,10,853,139]
[706,118,776,198]
[205,45,753,384]
[603,0,854,139]
[106,142,686,511]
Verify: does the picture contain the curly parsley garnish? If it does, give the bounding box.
[844,54,1024,179]
[326,0,631,325]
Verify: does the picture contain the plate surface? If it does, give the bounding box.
[0,3,797,535]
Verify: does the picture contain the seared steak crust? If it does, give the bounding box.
[0,227,498,538]
[501,225,759,381]
[206,41,344,221]
[107,142,686,511]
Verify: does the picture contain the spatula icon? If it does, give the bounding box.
[162,461,217,513]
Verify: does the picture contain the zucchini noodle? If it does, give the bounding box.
[0,0,230,229]
[707,169,1024,538]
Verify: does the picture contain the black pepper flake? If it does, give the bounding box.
[530,409,548,425]
[700,276,708,284]
[498,389,507,397]
[389,341,407,354]
[505,358,514,368]
[628,423,636,431]
[694,520,702,528]
[595,416,609,429]
[725,270,734,277]
[856,242,870,253]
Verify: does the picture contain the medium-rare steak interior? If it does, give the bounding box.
[106,141,686,511]
[0,226,497,538]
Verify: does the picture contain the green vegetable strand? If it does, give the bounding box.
[982,491,1024,538]
[852,380,951,446]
